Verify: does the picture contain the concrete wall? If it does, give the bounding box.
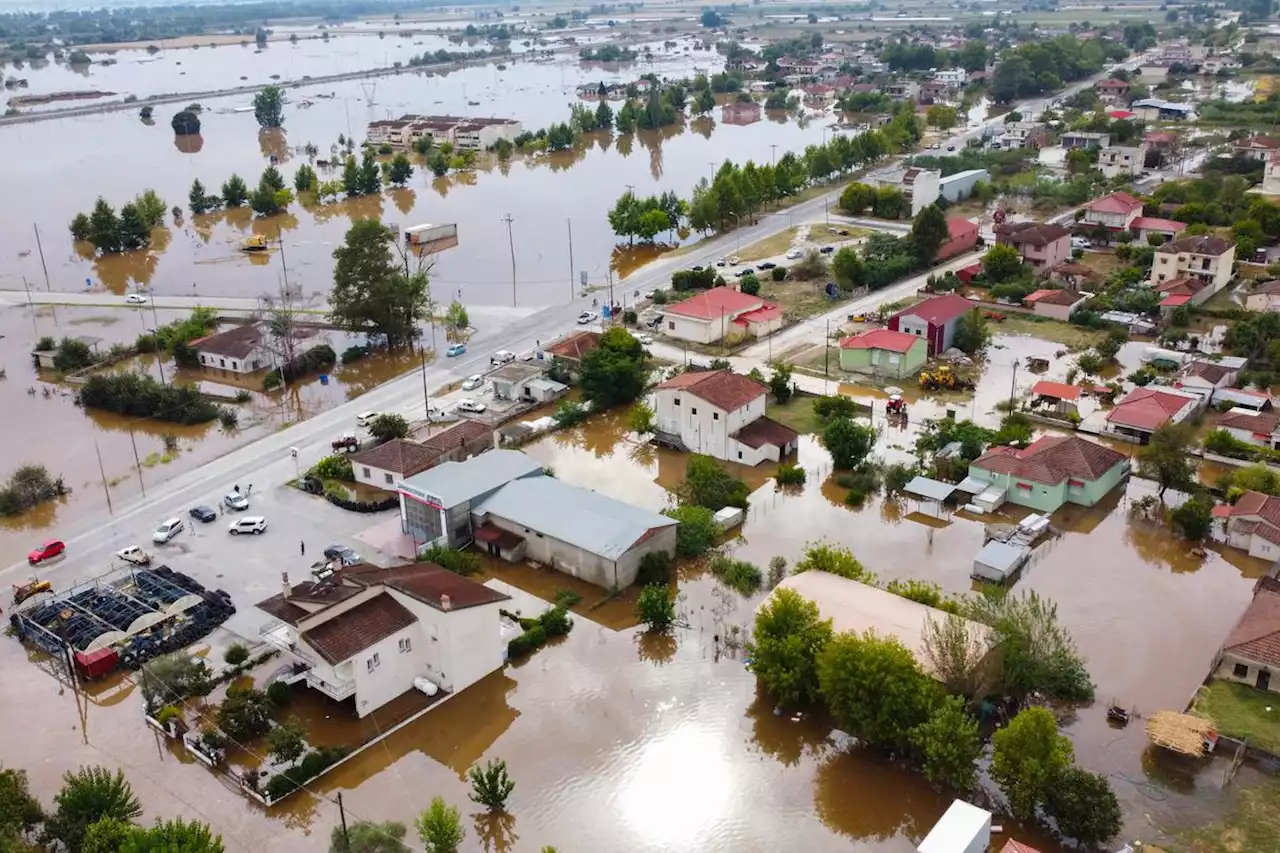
[1216,653,1280,694]
[839,340,927,379]
[664,313,716,344]
[355,461,400,489]
[654,388,765,462]
[351,624,420,718]
[198,346,267,373]
[939,170,989,202]
[968,460,1127,512]
[1152,245,1237,292]
[484,515,677,589]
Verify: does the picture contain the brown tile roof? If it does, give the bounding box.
[1155,276,1207,296]
[973,435,1127,486]
[343,562,510,612]
[544,330,600,361]
[1183,360,1234,384]
[1218,409,1280,435]
[1106,388,1197,430]
[256,594,311,626]
[1252,279,1280,296]
[1223,577,1280,669]
[193,324,262,359]
[1157,235,1235,256]
[732,416,799,450]
[999,841,1045,853]
[350,439,442,477]
[1024,288,1081,306]
[422,419,492,452]
[301,592,417,665]
[892,293,974,326]
[995,221,1071,246]
[1222,490,1280,528]
[656,369,766,413]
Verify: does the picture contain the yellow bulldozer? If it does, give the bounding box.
[919,365,975,392]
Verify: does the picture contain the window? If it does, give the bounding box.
[1234,663,1249,678]
[674,397,680,406]
[668,321,675,331]
[691,407,698,415]
[219,358,226,367]
[737,451,743,459]
[713,412,719,421]
[362,467,371,478]
[399,638,412,653]
[367,653,381,672]
[384,473,395,485]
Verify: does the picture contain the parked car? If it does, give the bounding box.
[716,257,726,266]
[735,267,755,277]
[577,311,598,325]
[461,374,484,391]
[152,518,184,544]
[229,516,267,536]
[758,261,777,270]
[728,255,740,265]
[356,411,380,427]
[491,350,515,365]
[189,505,217,523]
[116,546,152,566]
[820,246,835,254]
[324,544,360,565]
[1071,236,1093,249]
[27,539,65,564]
[691,265,704,272]
[635,333,653,344]
[457,399,486,413]
[446,343,466,357]
[785,248,803,260]
[223,492,249,512]
[125,294,148,305]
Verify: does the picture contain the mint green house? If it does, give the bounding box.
[967,435,1131,514]
[838,329,928,379]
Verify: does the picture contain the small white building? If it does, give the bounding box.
[257,562,509,717]
[1264,151,1280,195]
[1216,408,1280,449]
[866,166,941,215]
[193,324,269,374]
[661,287,783,345]
[1217,491,1280,559]
[489,362,568,403]
[652,369,798,465]
[918,799,993,853]
[938,169,989,202]
[1098,145,1145,178]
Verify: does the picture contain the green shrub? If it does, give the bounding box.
[538,606,573,637]
[507,624,547,658]
[341,345,371,364]
[771,266,787,281]
[265,680,291,706]
[636,551,673,586]
[224,643,250,666]
[155,705,183,727]
[310,454,355,481]
[663,504,720,557]
[262,746,349,801]
[419,544,481,575]
[553,589,583,608]
[637,584,676,631]
[708,554,763,595]
[776,463,806,486]
[53,337,96,372]
[264,343,336,388]
[79,372,220,424]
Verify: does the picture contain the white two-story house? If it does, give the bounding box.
[1151,235,1236,293]
[651,369,798,466]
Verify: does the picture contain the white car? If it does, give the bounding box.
[126,294,148,305]
[785,249,803,260]
[461,374,484,391]
[116,545,152,565]
[223,492,249,511]
[457,399,486,413]
[715,257,726,267]
[356,411,380,427]
[152,518,184,544]
[728,255,741,265]
[577,311,598,325]
[1071,236,1093,249]
[635,333,653,344]
[229,516,267,535]
[490,350,515,365]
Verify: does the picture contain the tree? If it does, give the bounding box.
[694,87,716,115]
[921,613,992,698]
[444,300,468,331]
[330,820,408,853]
[1044,766,1123,848]
[594,100,613,130]
[171,109,200,134]
[87,197,121,254]
[981,243,1024,282]
[963,590,1093,702]
[266,720,308,766]
[47,766,142,852]
[578,327,648,406]
[84,817,134,853]
[952,309,990,355]
[677,454,750,510]
[990,707,1074,821]
[69,212,91,241]
[415,797,464,853]
[0,767,43,841]
[839,182,876,215]
[817,630,938,750]
[216,686,274,739]
[294,164,318,193]
[368,413,409,441]
[909,696,982,791]
[221,174,249,207]
[700,9,725,27]
[769,362,793,404]
[628,401,656,434]
[925,104,959,130]
[637,584,676,631]
[822,417,877,469]
[911,204,951,263]
[747,587,833,707]
[662,504,719,557]
[118,203,150,250]
[831,246,866,291]
[468,759,515,811]
[1171,491,1215,540]
[330,219,432,349]
[1137,423,1196,498]
[253,85,285,128]
[134,190,166,227]
[189,178,217,214]
[388,153,414,185]
[120,818,225,852]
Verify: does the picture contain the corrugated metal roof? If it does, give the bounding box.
[975,540,1028,573]
[400,449,544,508]
[905,476,958,502]
[473,476,677,560]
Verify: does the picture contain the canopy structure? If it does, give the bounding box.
[1146,710,1218,757]
[904,476,957,519]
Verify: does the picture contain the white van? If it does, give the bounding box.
[228,516,267,536]
[356,412,380,427]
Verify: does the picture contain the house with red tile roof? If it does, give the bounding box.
[936,217,979,261]
[1095,77,1131,100]
[1130,216,1186,244]
[256,560,510,715]
[1104,387,1200,442]
[1022,288,1089,321]
[1081,191,1143,232]
[1215,408,1280,450]
[998,840,1045,853]
[652,369,797,465]
[995,221,1071,269]
[1232,135,1280,162]
[838,328,928,379]
[968,435,1130,513]
[1029,379,1083,415]
[887,293,976,356]
[1212,575,1280,691]
[662,286,783,345]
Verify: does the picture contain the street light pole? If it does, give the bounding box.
[502,213,516,307]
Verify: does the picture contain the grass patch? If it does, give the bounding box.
[1193,679,1280,755]
[1172,776,1280,853]
[736,226,799,262]
[763,279,845,320]
[806,224,870,246]
[996,316,1106,350]
[1077,250,1125,278]
[766,393,824,435]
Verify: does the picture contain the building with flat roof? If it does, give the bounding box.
[367,114,522,151]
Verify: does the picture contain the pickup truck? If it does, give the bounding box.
[116,546,153,566]
[332,434,359,452]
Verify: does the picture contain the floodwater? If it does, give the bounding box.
[0,44,831,310]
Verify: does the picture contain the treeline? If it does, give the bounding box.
[79,372,225,425]
[608,191,685,243]
[187,151,415,216]
[406,46,506,67]
[989,35,1129,103]
[68,190,166,254]
[511,78,686,155]
[579,44,636,62]
[881,39,989,73]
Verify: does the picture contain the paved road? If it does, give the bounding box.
[0,291,295,313]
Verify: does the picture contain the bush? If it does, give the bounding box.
[419,544,481,575]
[367,413,409,441]
[776,463,806,486]
[224,643,251,666]
[662,504,720,557]
[53,337,96,372]
[507,624,547,658]
[771,266,787,281]
[266,680,291,706]
[79,372,220,424]
[813,395,862,422]
[263,746,349,801]
[553,400,589,427]
[341,344,371,364]
[636,551,673,586]
[155,705,183,727]
[216,686,273,740]
[263,343,337,387]
[637,584,676,631]
[310,454,354,481]
[0,464,69,518]
[708,554,763,595]
[553,589,582,608]
[740,274,761,296]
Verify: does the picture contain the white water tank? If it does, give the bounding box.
[413,677,439,697]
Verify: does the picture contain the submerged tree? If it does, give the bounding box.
[415,797,464,853]
[329,219,431,349]
[747,586,833,706]
[46,766,142,852]
[253,84,285,129]
[467,759,515,812]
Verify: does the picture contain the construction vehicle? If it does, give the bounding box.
[13,577,51,606]
[919,365,975,392]
[240,234,269,252]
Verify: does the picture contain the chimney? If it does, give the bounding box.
[281,572,291,599]
[440,593,452,612]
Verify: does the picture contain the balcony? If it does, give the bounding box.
[306,669,356,701]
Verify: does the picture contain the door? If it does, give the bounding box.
[1258,670,1271,691]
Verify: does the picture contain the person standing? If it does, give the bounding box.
[300,541,306,556]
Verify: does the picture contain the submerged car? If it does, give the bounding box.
[27,539,65,564]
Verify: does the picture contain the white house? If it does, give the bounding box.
[1171,358,1241,405]
[193,324,269,374]
[1098,145,1145,178]
[257,562,509,717]
[1080,191,1143,232]
[1151,235,1237,293]
[661,287,783,345]
[1216,408,1280,449]
[1215,491,1280,559]
[652,369,798,465]
[866,166,941,215]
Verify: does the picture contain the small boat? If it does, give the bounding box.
[241,235,270,252]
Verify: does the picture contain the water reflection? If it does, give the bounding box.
[472,811,518,853]
[174,133,204,154]
[619,724,733,849]
[745,689,828,768]
[259,128,291,163]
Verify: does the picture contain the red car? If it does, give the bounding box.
[27,539,65,564]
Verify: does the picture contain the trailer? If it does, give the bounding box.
[403,223,459,255]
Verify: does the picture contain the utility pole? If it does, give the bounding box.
[502,213,516,307]
[566,218,575,300]
[1008,359,1019,413]
[128,430,146,497]
[94,439,113,514]
[420,349,431,419]
[770,144,777,166]
[33,224,51,291]
[337,793,350,848]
